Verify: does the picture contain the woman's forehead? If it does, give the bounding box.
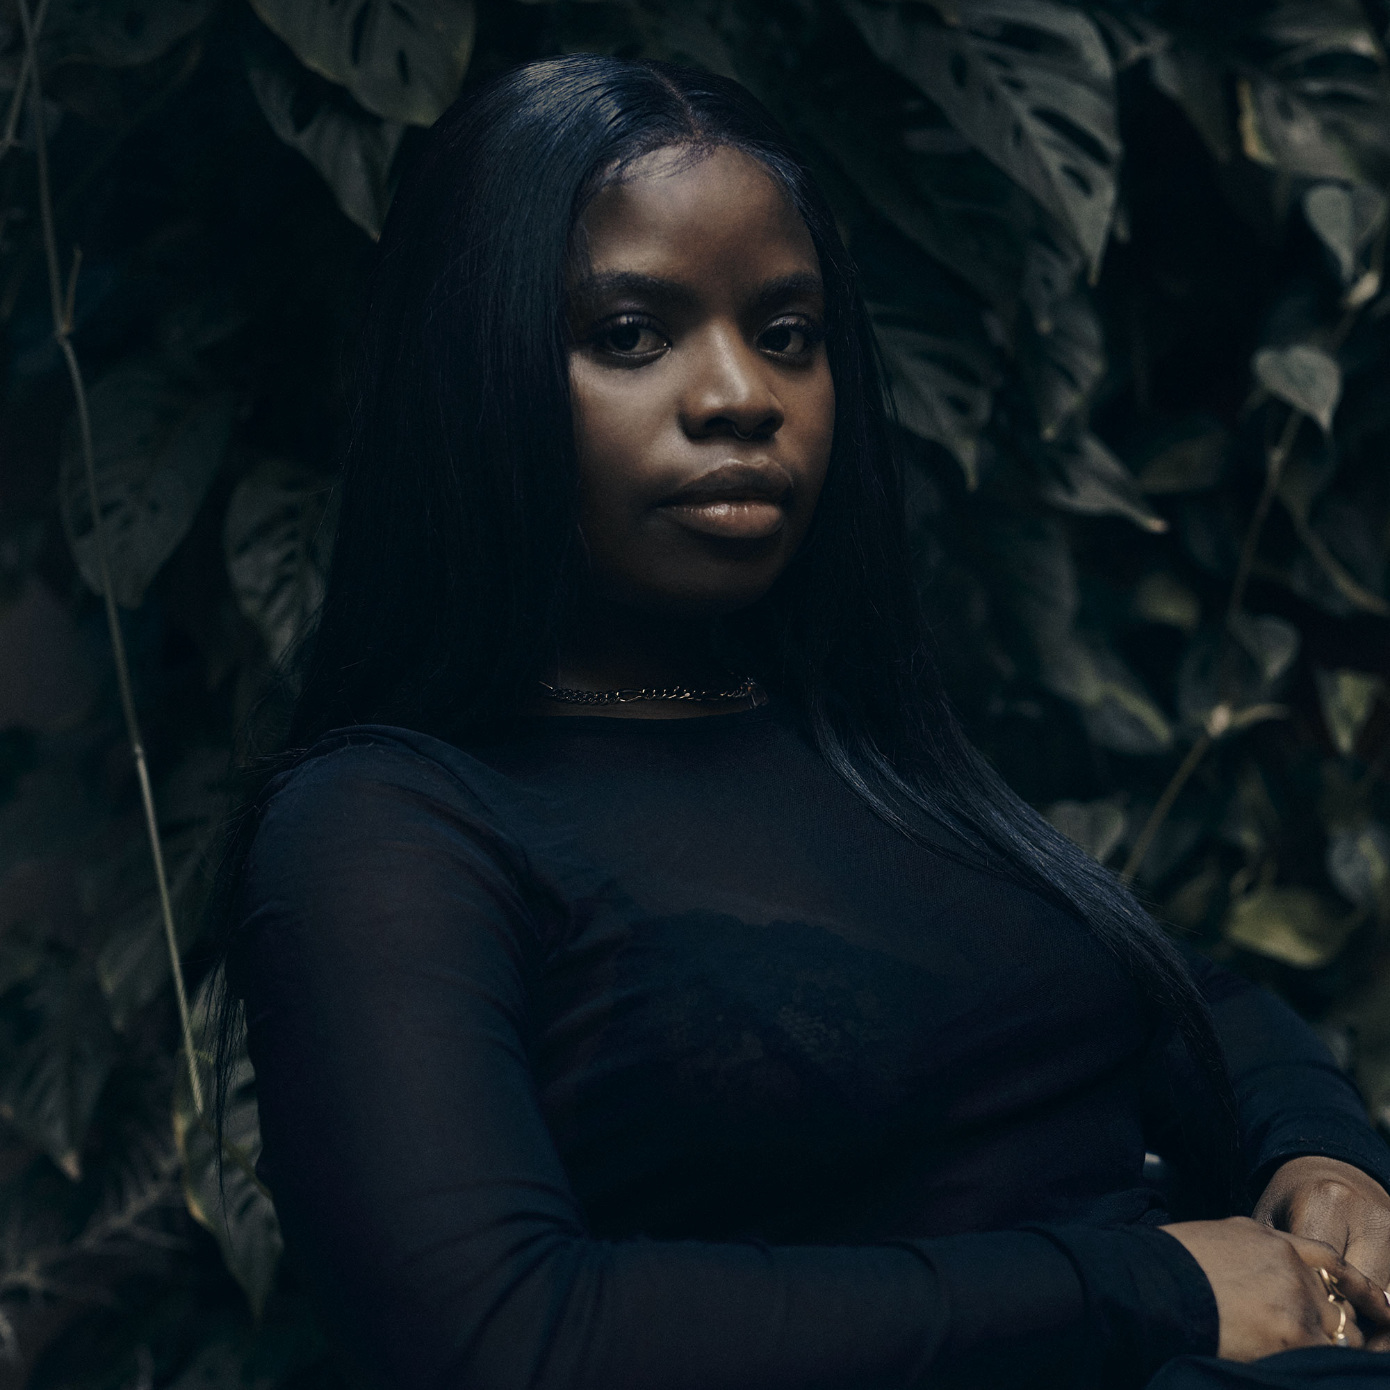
[575,144,818,282]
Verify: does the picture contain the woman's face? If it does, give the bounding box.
[567,144,835,618]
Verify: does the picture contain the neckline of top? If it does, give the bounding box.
[512,699,781,735]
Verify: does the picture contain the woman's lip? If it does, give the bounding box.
[660,499,787,540]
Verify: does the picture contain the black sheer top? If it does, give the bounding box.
[236,703,1390,1390]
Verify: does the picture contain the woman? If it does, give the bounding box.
[223,55,1390,1389]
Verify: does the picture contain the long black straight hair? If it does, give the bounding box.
[217,53,1243,1214]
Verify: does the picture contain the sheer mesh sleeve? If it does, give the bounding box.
[1180,946,1390,1196]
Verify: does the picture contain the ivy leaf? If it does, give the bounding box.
[1302,182,1386,285]
[43,0,219,67]
[0,963,116,1180]
[1136,427,1228,495]
[1228,612,1300,684]
[1252,344,1342,431]
[1037,432,1167,533]
[842,0,1120,275]
[1045,796,1126,863]
[1133,572,1201,632]
[224,460,336,666]
[174,983,282,1318]
[249,0,475,127]
[246,43,406,241]
[1315,668,1384,756]
[1327,823,1390,922]
[59,362,237,610]
[1225,885,1355,969]
[95,749,227,1034]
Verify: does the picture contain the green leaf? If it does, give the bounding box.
[803,90,1027,313]
[1133,572,1201,632]
[246,44,406,241]
[1136,427,1228,495]
[1302,182,1386,285]
[1228,612,1300,684]
[0,963,116,1180]
[249,0,475,126]
[1327,823,1390,922]
[1252,344,1342,431]
[1315,668,1384,756]
[870,308,997,485]
[224,460,336,665]
[1036,432,1167,532]
[44,0,219,67]
[1019,289,1105,439]
[174,983,282,1318]
[1225,885,1355,968]
[95,749,227,1033]
[1239,0,1390,184]
[1044,634,1174,754]
[1150,40,1235,164]
[841,0,1121,274]
[59,362,237,610]
[1044,796,1126,863]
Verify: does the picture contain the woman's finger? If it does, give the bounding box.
[1278,1232,1390,1334]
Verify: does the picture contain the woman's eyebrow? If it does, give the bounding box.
[570,270,697,310]
[750,271,824,312]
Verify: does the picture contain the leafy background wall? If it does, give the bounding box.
[1,0,1389,1384]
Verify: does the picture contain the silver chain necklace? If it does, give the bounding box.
[538,677,761,706]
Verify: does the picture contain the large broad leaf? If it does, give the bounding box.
[870,309,997,486]
[224,460,335,666]
[0,962,116,1180]
[174,982,282,1318]
[1150,40,1236,164]
[982,513,1172,753]
[59,362,236,610]
[247,44,406,241]
[842,0,1121,274]
[95,749,227,1033]
[249,0,475,126]
[1236,0,1390,183]
[801,80,1029,314]
[1036,432,1166,533]
[1019,289,1105,439]
[43,0,219,67]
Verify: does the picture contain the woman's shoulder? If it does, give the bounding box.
[250,724,523,876]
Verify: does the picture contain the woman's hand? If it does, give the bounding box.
[1254,1155,1390,1349]
[1161,1216,1390,1360]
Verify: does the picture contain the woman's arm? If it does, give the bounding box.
[1182,948,1390,1290]
[238,736,1218,1390]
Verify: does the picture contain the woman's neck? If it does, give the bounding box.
[540,598,748,719]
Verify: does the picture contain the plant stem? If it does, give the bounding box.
[16,0,204,1118]
[1120,731,1213,886]
[1226,405,1301,628]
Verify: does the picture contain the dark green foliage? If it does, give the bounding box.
[0,0,1388,1383]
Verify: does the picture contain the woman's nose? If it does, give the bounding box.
[680,325,784,443]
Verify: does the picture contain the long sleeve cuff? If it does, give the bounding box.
[906,1224,1217,1390]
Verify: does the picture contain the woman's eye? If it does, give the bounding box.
[759,320,818,357]
[594,318,665,357]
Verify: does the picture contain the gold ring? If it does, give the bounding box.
[1333,1301,1349,1347]
[1316,1266,1343,1301]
